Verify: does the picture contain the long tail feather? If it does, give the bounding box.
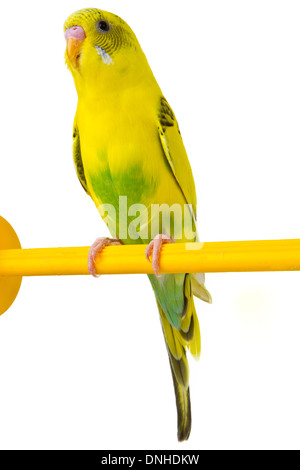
[169,360,192,441]
[157,277,200,441]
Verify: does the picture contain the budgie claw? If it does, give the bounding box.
[88,237,123,277]
[145,234,175,277]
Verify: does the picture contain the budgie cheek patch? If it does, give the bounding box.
[95,46,113,65]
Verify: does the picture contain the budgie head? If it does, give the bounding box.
[64,8,149,91]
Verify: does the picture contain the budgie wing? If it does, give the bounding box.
[157,97,211,304]
[157,97,197,218]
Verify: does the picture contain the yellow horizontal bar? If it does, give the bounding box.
[0,239,300,276]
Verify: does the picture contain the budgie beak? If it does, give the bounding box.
[65,26,86,67]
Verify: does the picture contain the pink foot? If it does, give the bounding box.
[88,237,123,277]
[145,234,174,276]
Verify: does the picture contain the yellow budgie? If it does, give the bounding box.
[64,8,211,441]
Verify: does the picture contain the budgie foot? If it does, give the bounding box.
[88,237,123,277]
[145,234,174,276]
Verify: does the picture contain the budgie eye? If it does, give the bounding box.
[97,20,111,33]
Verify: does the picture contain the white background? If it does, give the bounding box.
[0,0,299,450]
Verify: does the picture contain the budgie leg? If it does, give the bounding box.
[145,234,174,276]
[88,237,123,277]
